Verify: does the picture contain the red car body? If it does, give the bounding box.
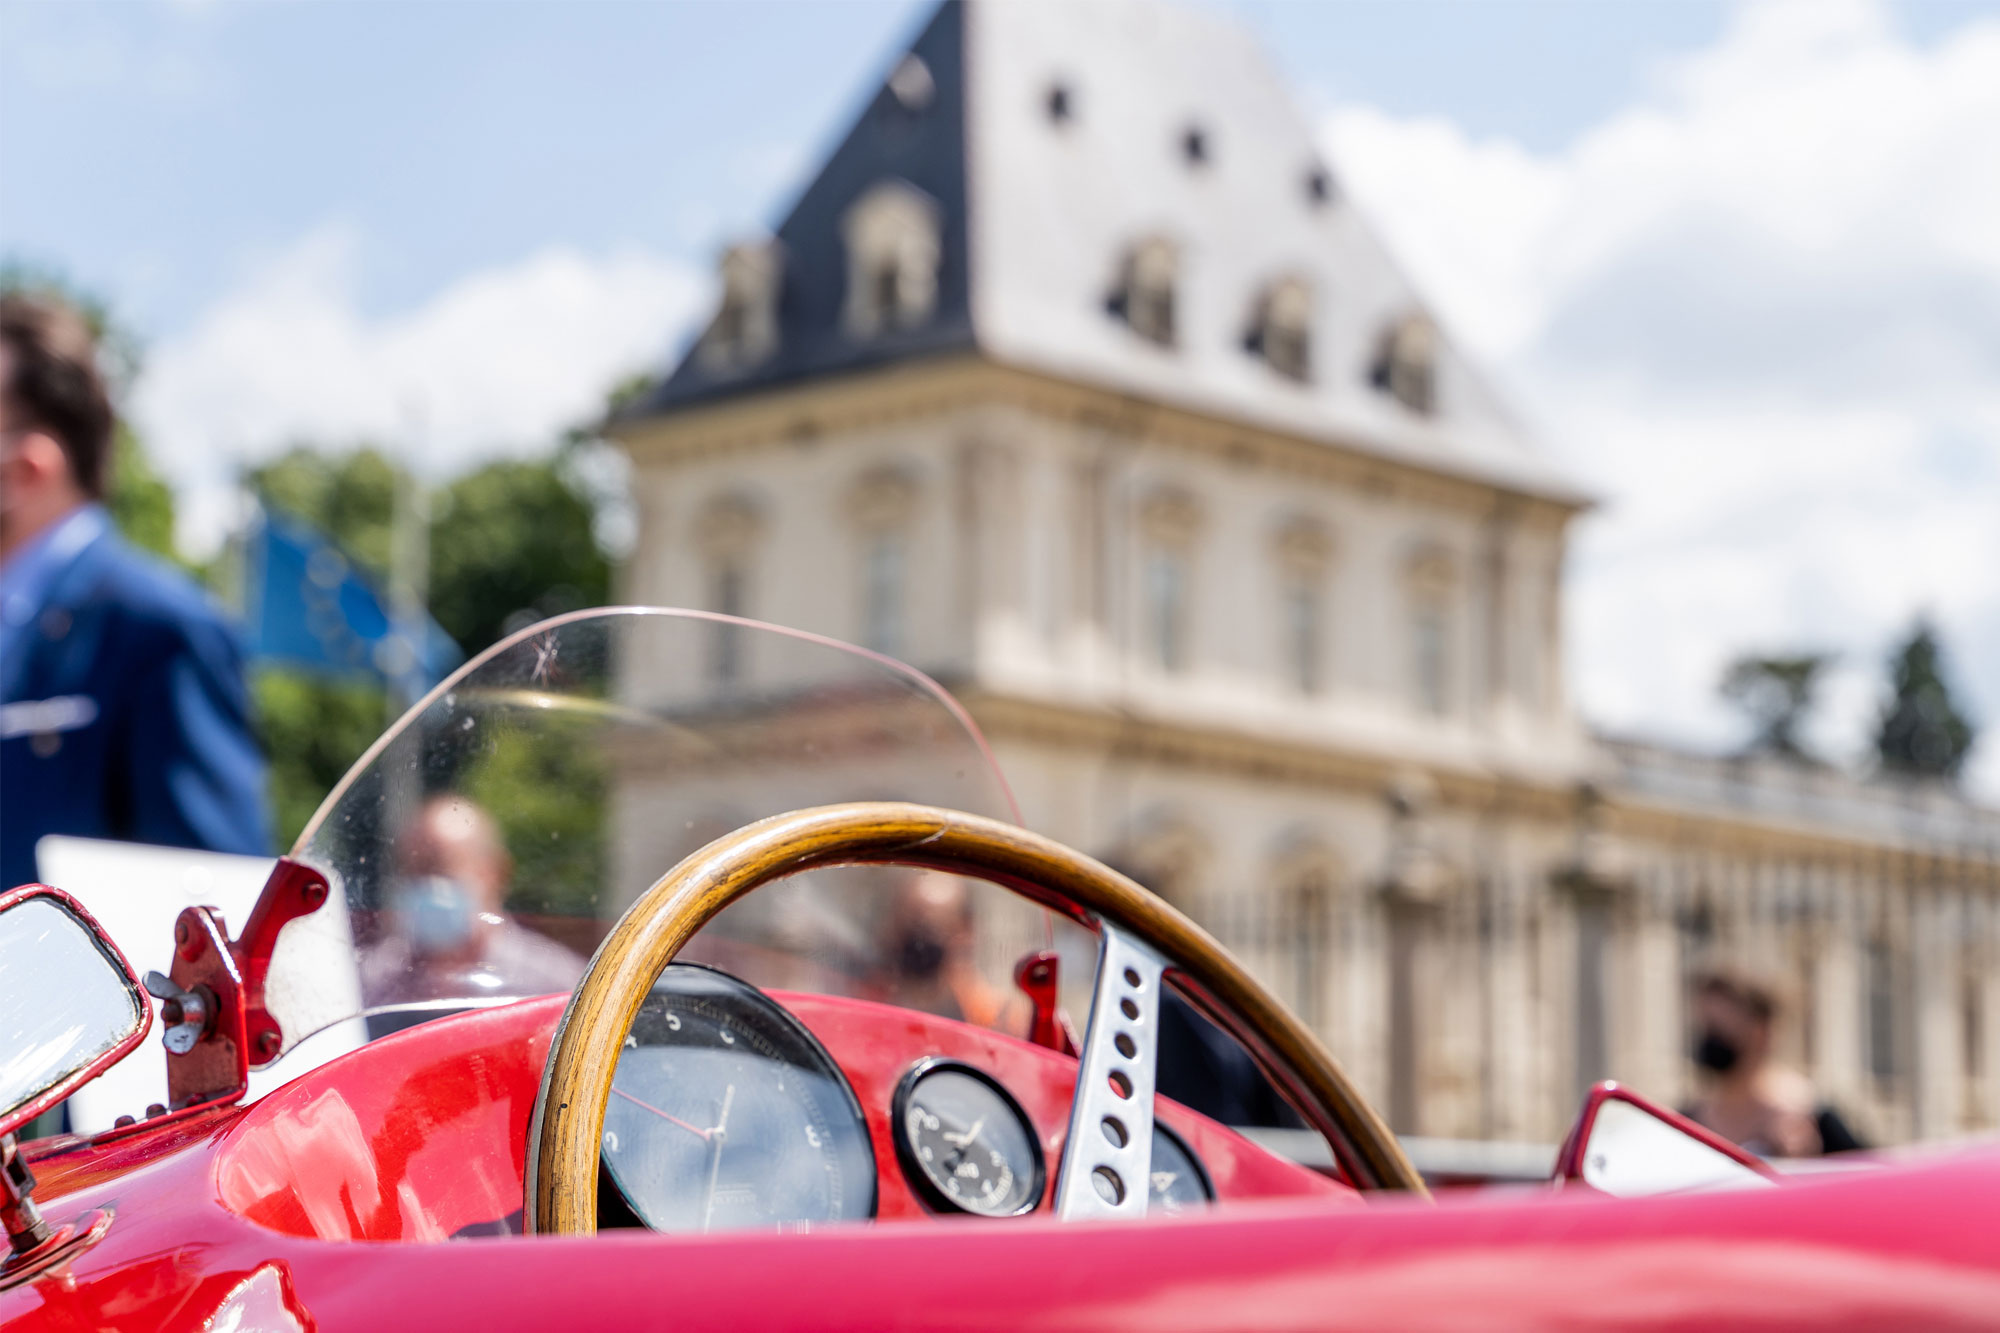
[6,612,1997,1329]
[6,983,2000,1331]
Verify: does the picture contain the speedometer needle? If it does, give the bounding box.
[612,1086,711,1141]
[700,1083,736,1233]
[942,1117,985,1148]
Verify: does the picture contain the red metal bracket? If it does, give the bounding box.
[160,906,248,1116]
[1012,950,1079,1057]
[233,859,332,1068]
[92,860,334,1142]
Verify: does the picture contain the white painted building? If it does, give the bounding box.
[612,0,2000,1145]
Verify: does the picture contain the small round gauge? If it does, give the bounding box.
[894,1060,1045,1217]
[1146,1121,1215,1215]
[602,963,876,1234]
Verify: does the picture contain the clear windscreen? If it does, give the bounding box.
[263,608,1084,1060]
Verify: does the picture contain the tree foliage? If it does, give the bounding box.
[1874,620,1976,781]
[250,446,401,579]
[245,441,618,846]
[428,455,610,654]
[1719,653,1831,762]
[107,424,179,559]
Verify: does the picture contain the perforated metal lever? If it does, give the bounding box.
[1054,923,1167,1221]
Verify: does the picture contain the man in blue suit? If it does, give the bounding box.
[1,293,270,889]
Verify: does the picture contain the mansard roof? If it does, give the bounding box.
[624,0,1584,506]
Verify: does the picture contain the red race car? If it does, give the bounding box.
[3,609,1997,1331]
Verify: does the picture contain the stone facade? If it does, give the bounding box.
[613,0,2000,1145]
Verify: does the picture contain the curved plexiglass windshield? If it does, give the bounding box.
[262,608,1042,1059]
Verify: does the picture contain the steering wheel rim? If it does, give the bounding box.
[527,801,1426,1234]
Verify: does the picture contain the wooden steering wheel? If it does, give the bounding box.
[526,802,1425,1233]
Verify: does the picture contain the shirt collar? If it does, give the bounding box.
[0,504,110,629]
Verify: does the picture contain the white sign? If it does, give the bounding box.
[34,837,367,1135]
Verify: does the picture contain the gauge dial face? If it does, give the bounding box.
[602,964,875,1234]
[894,1062,1045,1217]
[1147,1122,1215,1215]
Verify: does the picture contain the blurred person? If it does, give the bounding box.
[360,793,584,1014]
[1685,968,1866,1157]
[878,869,1027,1035]
[0,293,268,889]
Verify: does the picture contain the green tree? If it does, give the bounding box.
[245,440,620,845]
[428,455,609,656]
[250,445,400,578]
[1720,653,1831,762]
[244,447,400,845]
[1874,620,1976,781]
[106,424,178,559]
[254,670,390,849]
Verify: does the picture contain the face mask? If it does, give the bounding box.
[1693,1028,1740,1074]
[389,874,479,955]
[896,929,948,980]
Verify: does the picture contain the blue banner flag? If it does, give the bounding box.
[242,508,463,693]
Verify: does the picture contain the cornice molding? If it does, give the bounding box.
[614,356,1584,530]
[956,689,2000,879]
[955,689,1582,820]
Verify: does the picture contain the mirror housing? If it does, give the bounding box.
[1555,1082,1778,1198]
[0,886,151,1139]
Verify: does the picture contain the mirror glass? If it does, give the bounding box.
[0,896,147,1126]
[1580,1097,1774,1197]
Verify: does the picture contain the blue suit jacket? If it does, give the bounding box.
[1,528,271,889]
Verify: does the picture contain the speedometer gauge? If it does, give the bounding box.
[894,1060,1045,1217]
[602,964,875,1233]
[1147,1121,1215,1214]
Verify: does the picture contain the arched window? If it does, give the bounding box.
[1274,516,1332,694]
[695,493,764,684]
[1109,236,1179,347]
[1112,811,1211,913]
[848,466,919,659]
[1405,546,1456,717]
[1140,488,1200,674]
[842,181,942,338]
[862,533,907,658]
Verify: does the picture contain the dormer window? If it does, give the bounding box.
[1370,312,1438,415]
[1109,236,1179,347]
[842,180,942,338]
[886,54,935,112]
[1247,275,1312,382]
[698,241,782,372]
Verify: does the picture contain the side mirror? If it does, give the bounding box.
[1554,1082,1778,1198]
[0,886,151,1138]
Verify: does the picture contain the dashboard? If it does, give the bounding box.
[600,964,1349,1233]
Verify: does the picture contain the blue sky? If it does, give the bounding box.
[7,0,1764,338]
[4,0,1998,794]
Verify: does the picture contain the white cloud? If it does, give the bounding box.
[1322,0,2000,798]
[132,225,706,557]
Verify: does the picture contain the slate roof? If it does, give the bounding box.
[624,0,1585,506]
